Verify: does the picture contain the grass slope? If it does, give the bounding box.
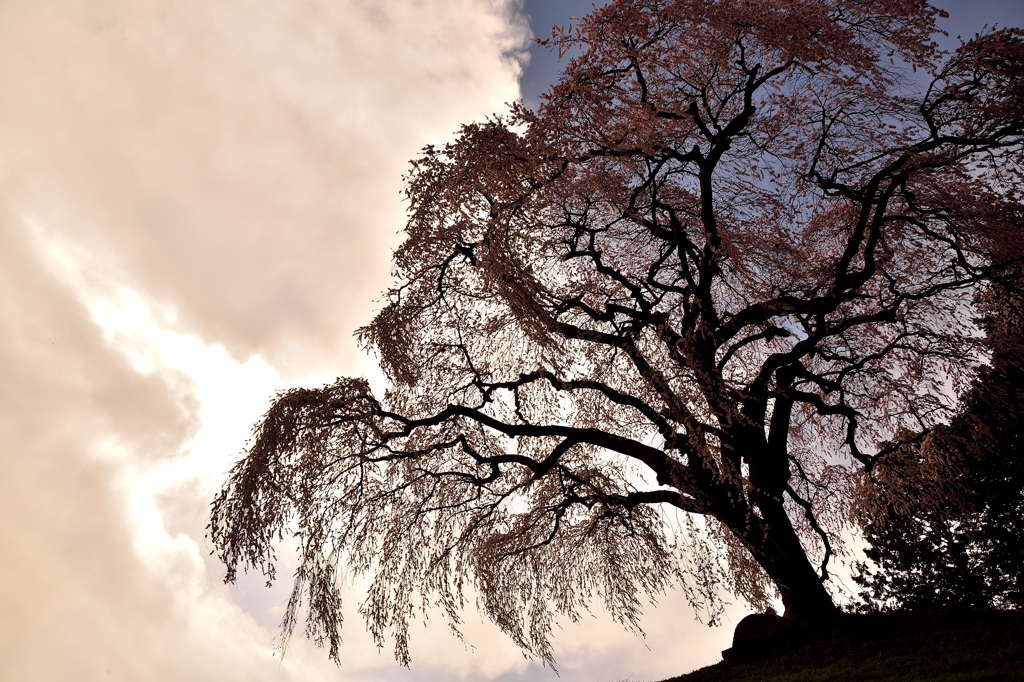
[662,609,1023,682]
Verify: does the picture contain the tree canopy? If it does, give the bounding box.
[209,0,1024,668]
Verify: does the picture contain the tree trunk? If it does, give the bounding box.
[735,496,841,624]
[732,392,841,623]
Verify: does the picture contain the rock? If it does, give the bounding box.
[721,610,804,663]
[732,611,794,648]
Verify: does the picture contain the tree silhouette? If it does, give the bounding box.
[854,270,1024,611]
[209,0,1024,667]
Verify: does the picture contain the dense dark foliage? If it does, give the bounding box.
[855,274,1024,611]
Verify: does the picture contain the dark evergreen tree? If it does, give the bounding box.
[855,273,1024,611]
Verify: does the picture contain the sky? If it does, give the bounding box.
[1,1,1022,681]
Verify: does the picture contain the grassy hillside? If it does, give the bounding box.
[662,608,1023,682]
